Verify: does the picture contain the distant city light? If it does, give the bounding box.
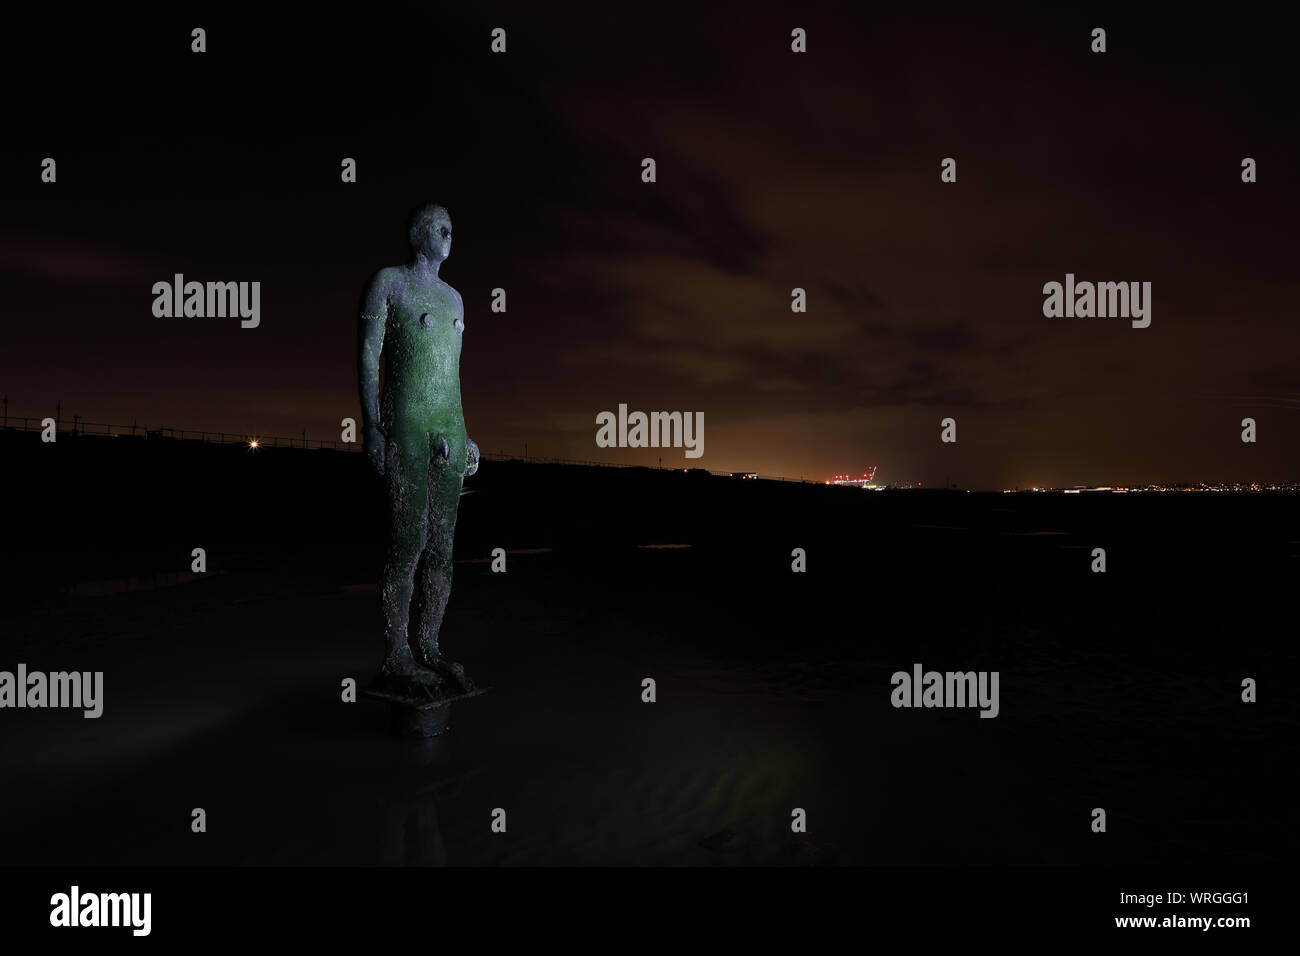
[828,466,879,488]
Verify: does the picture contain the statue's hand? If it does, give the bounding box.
[465,437,480,477]
[363,422,386,477]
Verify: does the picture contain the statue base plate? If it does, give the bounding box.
[362,685,489,739]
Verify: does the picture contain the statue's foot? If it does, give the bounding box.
[413,652,476,696]
[373,655,443,699]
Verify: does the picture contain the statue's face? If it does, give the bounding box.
[413,207,453,263]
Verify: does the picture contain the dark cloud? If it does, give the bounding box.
[0,235,158,284]
[0,5,1296,488]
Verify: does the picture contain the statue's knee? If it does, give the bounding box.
[420,548,454,579]
[387,520,430,566]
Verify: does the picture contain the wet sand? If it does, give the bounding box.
[0,546,1289,866]
[0,436,1293,866]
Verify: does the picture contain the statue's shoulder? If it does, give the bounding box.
[445,282,464,313]
[361,266,404,304]
[370,265,406,291]
[360,266,405,319]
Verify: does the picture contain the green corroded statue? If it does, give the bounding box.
[358,203,478,700]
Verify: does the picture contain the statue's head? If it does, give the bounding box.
[408,203,452,264]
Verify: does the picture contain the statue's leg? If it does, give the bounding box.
[412,444,473,692]
[378,431,431,681]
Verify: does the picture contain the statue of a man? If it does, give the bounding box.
[357,203,478,697]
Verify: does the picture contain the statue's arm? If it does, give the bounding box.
[457,288,481,477]
[465,435,480,476]
[357,271,389,473]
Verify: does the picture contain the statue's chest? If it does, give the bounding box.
[392,285,463,346]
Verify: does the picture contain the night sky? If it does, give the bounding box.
[2,4,1296,489]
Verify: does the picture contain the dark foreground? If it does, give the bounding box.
[0,430,1293,865]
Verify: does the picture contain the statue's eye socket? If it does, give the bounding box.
[440,227,450,238]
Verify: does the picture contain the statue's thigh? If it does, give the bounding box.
[424,463,463,556]
[385,437,432,557]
